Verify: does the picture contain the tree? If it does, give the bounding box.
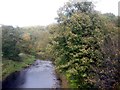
[50,1,105,88]
[2,25,21,60]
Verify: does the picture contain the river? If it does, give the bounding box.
[2,60,60,88]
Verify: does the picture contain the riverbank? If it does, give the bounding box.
[2,54,35,80]
[2,60,60,88]
[2,54,69,88]
[55,71,69,88]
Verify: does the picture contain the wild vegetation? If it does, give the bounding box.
[2,1,120,89]
[2,25,50,79]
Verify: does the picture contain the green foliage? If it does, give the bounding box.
[2,25,50,80]
[2,25,51,60]
[93,18,120,89]
[2,54,35,80]
[1,1,119,89]
[48,1,105,88]
[47,1,120,89]
[2,25,21,60]
[103,13,118,26]
[18,26,50,59]
[118,16,120,27]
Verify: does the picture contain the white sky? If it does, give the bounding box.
[0,0,119,27]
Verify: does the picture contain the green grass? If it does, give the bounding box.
[2,54,35,80]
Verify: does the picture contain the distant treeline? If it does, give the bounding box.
[2,25,50,60]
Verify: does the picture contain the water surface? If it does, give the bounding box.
[2,60,60,88]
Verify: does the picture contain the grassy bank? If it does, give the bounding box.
[2,54,35,80]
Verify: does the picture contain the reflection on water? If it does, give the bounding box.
[2,60,60,88]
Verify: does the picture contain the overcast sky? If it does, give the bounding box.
[0,0,119,27]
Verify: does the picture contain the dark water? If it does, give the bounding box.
[2,60,60,88]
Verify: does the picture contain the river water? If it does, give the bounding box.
[2,60,60,88]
